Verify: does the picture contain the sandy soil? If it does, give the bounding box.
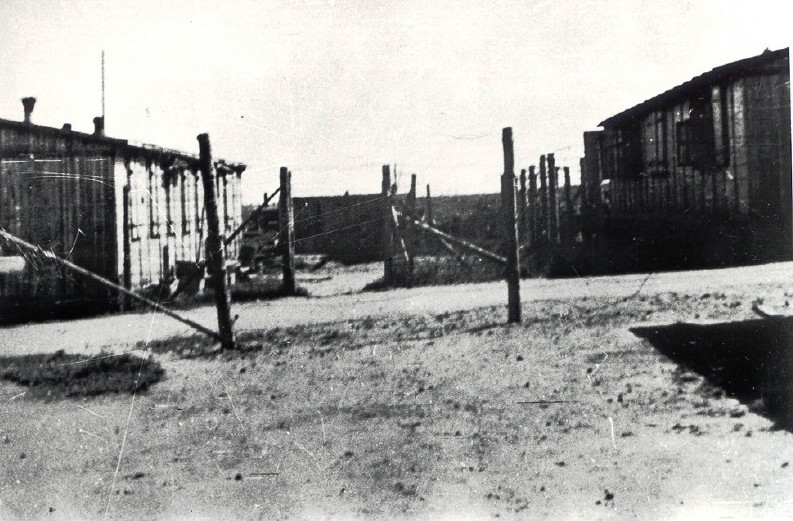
[1,262,793,520]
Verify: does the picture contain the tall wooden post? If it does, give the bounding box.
[528,166,538,245]
[519,169,528,246]
[425,184,434,225]
[539,155,548,242]
[405,173,417,273]
[197,133,235,350]
[501,128,521,324]
[121,183,132,311]
[563,166,573,245]
[381,165,394,283]
[279,167,296,294]
[547,154,559,244]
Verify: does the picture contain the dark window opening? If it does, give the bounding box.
[676,96,713,168]
[181,171,192,236]
[148,167,161,239]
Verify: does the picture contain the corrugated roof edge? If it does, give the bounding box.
[598,47,790,128]
[0,116,246,171]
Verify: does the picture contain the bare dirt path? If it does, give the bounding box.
[0,262,792,520]
[3,261,792,356]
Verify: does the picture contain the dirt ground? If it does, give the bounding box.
[1,261,793,520]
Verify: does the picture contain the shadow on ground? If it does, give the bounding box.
[632,317,793,430]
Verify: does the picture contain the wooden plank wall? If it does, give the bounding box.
[123,155,242,290]
[601,76,756,219]
[0,129,117,304]
[0,123,245,307]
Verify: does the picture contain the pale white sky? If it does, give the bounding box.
[0,0,790,203]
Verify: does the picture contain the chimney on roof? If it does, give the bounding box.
[93,116,104,136]
[62,123,72,131]
[22,97,36,124]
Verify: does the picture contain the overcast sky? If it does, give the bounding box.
[0,0,790,203]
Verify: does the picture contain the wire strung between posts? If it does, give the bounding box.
[0,227,226,344]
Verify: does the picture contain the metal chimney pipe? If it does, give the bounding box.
[22,97,36,124]
[93,116,105,136]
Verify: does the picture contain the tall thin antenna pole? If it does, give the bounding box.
[101,50,105,121]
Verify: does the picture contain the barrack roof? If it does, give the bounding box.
[598,47,789,128]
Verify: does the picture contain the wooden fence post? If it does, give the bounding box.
[539,155,548,243]
[528,166,538,245]
[279,167,296,294]
[563,166,573,245]
[547,154,559,244]
[121,183,132,311]
[197,133,235,349]
[519,169,528,246]
[382,165,394,283]
[501,128,521,324]
[405,173,417,273]
[425,184,434,225]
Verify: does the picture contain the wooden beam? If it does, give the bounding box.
[425,184,434,225]
[539,155,548,242]
[381,165,394,283]
[528,166,538,244]
[390,205,411,265]
[279,167,296,294]
[198,133,235,349]
[410,219,506,265]
[501,128,521,323]
[405,173,417,273]
[547,154,559,244]
[519,168,528,246]
[0,228,225,343]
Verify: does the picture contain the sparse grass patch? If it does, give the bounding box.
[0,350,164,398]
[364,255,504,291]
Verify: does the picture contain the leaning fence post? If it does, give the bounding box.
[279,167,296,294]
[381,165,394,283]
[197,133,235,349]
[501,128,521,324]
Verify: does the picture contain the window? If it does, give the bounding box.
[194,170,204,235]
[711,85,730,167]
[164,170,177,237]
[181,171,192,236]
[127,170,142,241]
[223,175,234,233]
[603,126,642,180]
[148,166,161,238]
[643,111,668,174]
[676,96,713,167]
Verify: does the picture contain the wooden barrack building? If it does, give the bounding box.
[581,47,792,269]
[0,99,245,313]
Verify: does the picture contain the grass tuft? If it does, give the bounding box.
[0,350,164,398]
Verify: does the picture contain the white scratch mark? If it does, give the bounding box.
[608,417,617,449]
[647,432,670,450]
[104,394,137,517]
[77,404,107,420]
[8,392,25,401]
[79,428,104,440]
[318,409,327,445]
[223,382,246,435]
[294,441,322,471]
